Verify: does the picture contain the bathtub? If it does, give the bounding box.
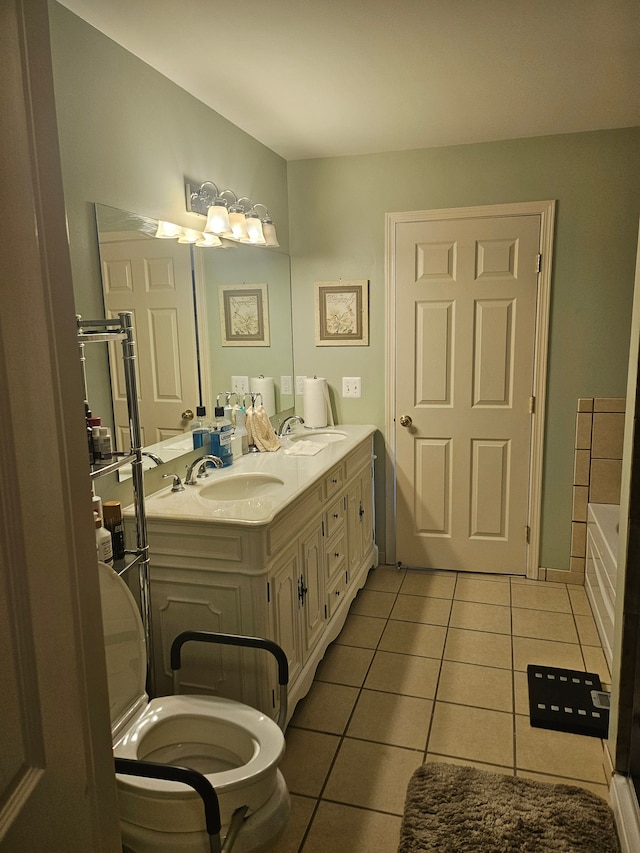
[585,503,620,670]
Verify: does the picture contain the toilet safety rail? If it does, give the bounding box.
[114,757,227,853]
[170,632,289,730]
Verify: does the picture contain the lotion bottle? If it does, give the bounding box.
[95,512,113,564]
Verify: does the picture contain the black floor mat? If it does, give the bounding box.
[527,664,609,738]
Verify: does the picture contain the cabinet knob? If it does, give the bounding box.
[182,409,195,421]
[333,513,339,519]
[334,552,341,559]
[335,590,340,596]
[332,478,338,484]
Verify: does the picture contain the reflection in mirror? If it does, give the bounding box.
[93,204,294,479]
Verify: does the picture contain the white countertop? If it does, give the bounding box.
[125,424,376,527]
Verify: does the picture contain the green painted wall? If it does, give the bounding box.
[287,129,640,568]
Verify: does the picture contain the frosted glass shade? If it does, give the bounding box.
[155,220,182,239]
[204,204,232,236]
[262,222,280,247]
[178,228,201,243]
[229,210,249,241]
[244,213,266,244]
[196,232,222,247]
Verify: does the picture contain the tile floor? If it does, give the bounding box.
[269,565,613,852]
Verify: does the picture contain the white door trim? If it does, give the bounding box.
[384,201,555,578]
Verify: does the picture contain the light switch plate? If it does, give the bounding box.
[342,377,361,398]
[231,375,250,395]
[281,375,293,395]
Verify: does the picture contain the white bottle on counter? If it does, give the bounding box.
[95,512,113,563]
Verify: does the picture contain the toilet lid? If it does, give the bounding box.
[97,561,147,734]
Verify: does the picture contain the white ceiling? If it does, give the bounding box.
[58,0,639,161]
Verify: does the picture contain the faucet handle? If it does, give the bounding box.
[162,473,185,492]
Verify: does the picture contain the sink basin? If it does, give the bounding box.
[198,473,285,501]
[289,430,347,444]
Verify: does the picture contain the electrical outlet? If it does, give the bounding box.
[342,377,361,398]
[280,375,293,395]
[231,375,250,395]
[295,375,307,395]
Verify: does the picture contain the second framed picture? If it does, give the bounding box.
[314,280,369,346]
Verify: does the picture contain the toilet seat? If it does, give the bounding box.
[98,562,288,847]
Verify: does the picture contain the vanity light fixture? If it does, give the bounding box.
[187,180,279,248]
[177,227,202,244]
[195,232,223,247]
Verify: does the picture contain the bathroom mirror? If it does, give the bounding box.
[92,203,294,475]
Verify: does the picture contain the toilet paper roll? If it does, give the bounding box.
[250,376,276,418]
[303,377,334,429]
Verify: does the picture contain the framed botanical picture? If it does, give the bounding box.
[314,280,369,346]
[219,283,270,346]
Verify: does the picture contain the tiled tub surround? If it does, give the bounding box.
[271,566,612,853]
[566,397,625,585]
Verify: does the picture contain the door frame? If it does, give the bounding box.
[384,201,556,578]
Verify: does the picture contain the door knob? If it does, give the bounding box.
[181,409,195,421]
[399,415,413,428]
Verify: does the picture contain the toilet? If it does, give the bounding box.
[98,561,290,853]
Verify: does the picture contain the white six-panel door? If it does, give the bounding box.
[394,213,541,573]
[100,235,199,448]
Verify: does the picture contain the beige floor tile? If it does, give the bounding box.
[511,583,571,613]
[314,643,375,687]
[428,702,514,767]
[400,571,456,599]
[512,608,579,643]
[462,572,511,583]
[449,600,511,634]
[335,614,387,649]
[347,689,433,750]
[364,565,405,593]
[436,661,512,712]
[512,636,584,672]
[290,681,359,734]
[323,738,422,814]
[568,585,593,615]
[390,594,452,626]
[454,577,511,606]
[513,670,530,716]
[444,627,512,669]
[425,753,513,776]
[516,769,610,803]
[364,650,441,699]
[302,800,403,853]
[575,613,601,646]
[263,794,316,853]
[379,620,447,659]
[515,714,607,783]
[582,645,611,681]
[279,728,341,796]
[349,588,397,619]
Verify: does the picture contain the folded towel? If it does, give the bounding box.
[245,405,255,448]
[284,440,328,456]
[247,404,281,452]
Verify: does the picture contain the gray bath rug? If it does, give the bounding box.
[398,762,619,852]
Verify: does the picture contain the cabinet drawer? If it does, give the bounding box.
[325,464,345,499]
[325,494,346,539]
[325,531,347,582]
[326,570,347,619]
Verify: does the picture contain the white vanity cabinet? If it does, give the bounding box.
[133,430,377,724]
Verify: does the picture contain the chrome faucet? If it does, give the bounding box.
[277,415,304,437]
[142,451,164,466]
[185,454,223,485]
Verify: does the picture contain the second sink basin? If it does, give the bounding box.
[198,473,285,501]
[289,430,347,444]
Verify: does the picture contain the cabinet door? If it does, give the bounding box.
[269,545,303,686]
[359,463,374,560]
[300,520,325,658]
[346,476,363,580]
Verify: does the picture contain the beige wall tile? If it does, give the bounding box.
[571,521,587,558]
[589,459,622,504]
[591,413,625,459]
[594,397,626,413]
[575,412,593,449]
[578,398,594,412]
[574,449,591,486]
[572,485,588,521]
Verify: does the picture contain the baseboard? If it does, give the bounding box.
[610,773,640,853]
